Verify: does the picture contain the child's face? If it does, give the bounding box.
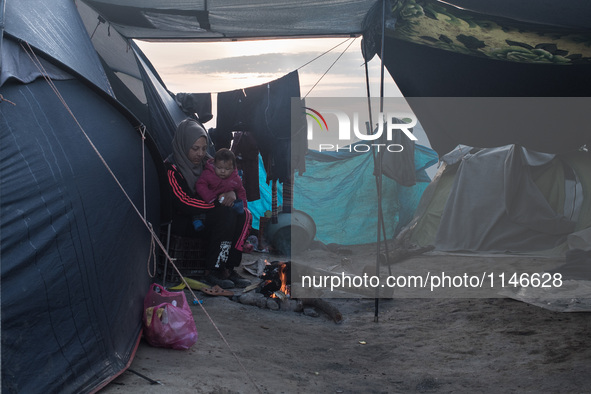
[214,159,234,179]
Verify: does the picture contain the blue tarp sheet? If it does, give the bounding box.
[249,144,438,245]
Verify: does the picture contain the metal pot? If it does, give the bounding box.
[264,209,316,256]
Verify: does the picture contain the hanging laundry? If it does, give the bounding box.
[374,126,417,187]
[231,131,261,201]
[174,92,213,123]
[217,71,307,184]
[216,89,247,150]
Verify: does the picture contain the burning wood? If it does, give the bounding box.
[235,260,343,323]
[257,261,291,298]
[300,298,343,324]
[238,292,301,312]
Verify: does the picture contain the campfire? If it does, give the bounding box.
[258,261,291,299]
[237,260,298,312]
[236,260,343,323]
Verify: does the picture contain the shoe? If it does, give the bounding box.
[228,270,251,288]
[202,285,234,297]
[203,273,234,289]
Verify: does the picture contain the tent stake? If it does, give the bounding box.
[128,368,162,385]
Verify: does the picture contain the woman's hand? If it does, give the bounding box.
[218,191,237,207]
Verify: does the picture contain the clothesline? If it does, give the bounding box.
[296,36,355,71]
[301,36,358,98]
[196,36,359,96]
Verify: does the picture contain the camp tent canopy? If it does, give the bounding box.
[79,0,590,40]
[3,0,114,95]
[372,0,591,155]
[0,78,160,393]
[408,145,591,254]
[1,0,160,393]
[77,0,591,158]
[78,0,378,40]
[76,0,190,158]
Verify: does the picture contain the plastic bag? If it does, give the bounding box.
[142,283,198,350]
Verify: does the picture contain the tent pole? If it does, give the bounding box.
[373,0,389,323]
[364,59,381,323]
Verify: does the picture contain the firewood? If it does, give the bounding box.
[299,298,343,324]
[243,281,262,293]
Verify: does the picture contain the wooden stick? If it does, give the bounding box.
[300,298,343,324]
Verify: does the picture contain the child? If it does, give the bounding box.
[193,149,248,230]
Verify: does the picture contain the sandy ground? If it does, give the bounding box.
[100,244,591,393]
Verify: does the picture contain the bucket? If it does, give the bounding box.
[265,209,316,256]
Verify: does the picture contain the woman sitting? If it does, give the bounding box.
[164,118,252,289]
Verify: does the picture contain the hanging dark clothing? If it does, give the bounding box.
[174,92,213,123]
[375,127,417,187]
[217,70,307,183]
[231,131,261,201]
[216,89,247,150]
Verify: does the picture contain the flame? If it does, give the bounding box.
[279,263,290,296]
[270,263,290,299]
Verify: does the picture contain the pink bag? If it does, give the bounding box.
[142,283,198,350]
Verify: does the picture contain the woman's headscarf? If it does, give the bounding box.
[172,118,210,193]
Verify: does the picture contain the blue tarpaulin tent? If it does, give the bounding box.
[249,145,438,245]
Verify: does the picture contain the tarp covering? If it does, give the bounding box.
[76,0,591,157]
[2,1,161,392]
[249,144,438,245]
[373,1,591,156]
[80,0,591,40]
[409,145,591,254]
[382,0,591,65]
[4,0,114,95]
[1,78,159,393]
[79,0,378,40]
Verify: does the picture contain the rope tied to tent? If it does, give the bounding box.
[301,37,358,98]
[0,94,17,105]
[139,125,148,219]
[20,40,264,394]
[296,36,353,71]
[147,223,158,278]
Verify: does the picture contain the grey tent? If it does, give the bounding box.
[2,0,590,393]
[408,145,591,254]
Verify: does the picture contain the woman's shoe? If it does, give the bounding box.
[203,273,234,289]
[228,270,250,288]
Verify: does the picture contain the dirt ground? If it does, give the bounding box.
[101,244,591,394]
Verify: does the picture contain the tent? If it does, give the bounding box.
[370,0,591,156]
[2,0,590,393]
[408,145,591,254]
[1,1,164,393]
[248,143,438,245]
